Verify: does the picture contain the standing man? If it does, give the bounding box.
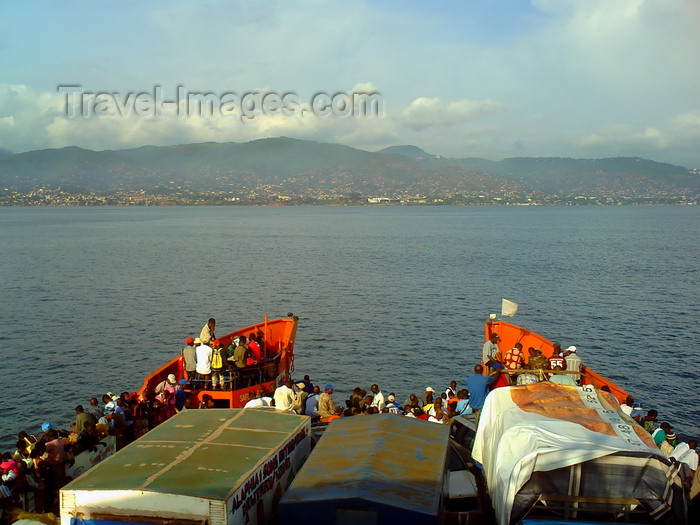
[503,343,525,384]
[466,364,501,425]
[200,318,216,344]
[210,340,227,390]
[181,337,197,384]
[195,337,213,389]
[233,335,250,369]
[564,345,582,383]
[232,335,251,387]
[370,384,385,412]
[548,344,567,371]
[482,333,501,367]
[292,382,309,415]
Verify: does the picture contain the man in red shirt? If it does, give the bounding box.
[503,343,525,384]
[548,343,567,370]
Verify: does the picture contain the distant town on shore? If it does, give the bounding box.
[1,138,698,206]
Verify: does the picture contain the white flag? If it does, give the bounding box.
[501,298,518,317]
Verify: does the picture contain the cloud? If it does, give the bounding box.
[0,82,394,153]
[573,124,672,156]
[673,111,700,129]
[401,97,504,131]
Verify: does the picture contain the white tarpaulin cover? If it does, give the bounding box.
[472,382,685,524]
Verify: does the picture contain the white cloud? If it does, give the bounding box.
[401,97,504,131]
[572,123,671,155]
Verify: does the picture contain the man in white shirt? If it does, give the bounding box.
[305,386,320,416]
[671,440,698,471]
[564,345,582,383]
[199,318,216,344]
[195,338,213,389]
[243,390,270,408]
[370,384,385,412]
[273,379,295,411]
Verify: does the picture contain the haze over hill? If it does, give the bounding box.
[0,138,697,205]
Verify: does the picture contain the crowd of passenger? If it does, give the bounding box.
[0,386,195,516]
[3,324,698,516]
[253,378,468,425]
[182,318,272,390]
[479,332,699,506]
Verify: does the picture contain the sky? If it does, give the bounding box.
[1,0,699,167]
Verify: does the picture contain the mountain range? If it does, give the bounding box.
[0,138,697,201]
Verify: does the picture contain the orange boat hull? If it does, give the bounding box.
[485,319,629,404]
[138,315,299,407]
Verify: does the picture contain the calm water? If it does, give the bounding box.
[0,205,698,449]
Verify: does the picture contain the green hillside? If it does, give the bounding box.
[0,138,697,202]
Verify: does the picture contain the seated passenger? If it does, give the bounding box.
[70,405,91,433]
[232,335,250,369]
[548,366,577,386]
[527,347,548,371]
[349,387,363,409]
[247,333,261,364]
[317,384,337,423]
[273,379,295,411]
[452,389,471,416]
[403,393,421,413]
[516,364,540,385]
[256,330,266,360]
[326,406,344,422]
[305,386,321,416]
[630,403,645,423]
[428,409,449,424]
[620,395,635,415]
[642,409,658,433]
[385,394,401,414]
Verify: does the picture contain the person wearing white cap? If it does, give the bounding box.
[419,386,435,408]
[292,382,308,414]
[564,345,582,383]
[195,337,213,389]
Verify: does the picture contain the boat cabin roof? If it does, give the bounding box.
[280,415,450,524]
[63,408,309,501]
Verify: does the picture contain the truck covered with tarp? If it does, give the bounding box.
[279,414,451,525]
[472,382,686,524]
[60,408,311,525]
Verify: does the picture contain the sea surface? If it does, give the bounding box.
[0,205,698,449]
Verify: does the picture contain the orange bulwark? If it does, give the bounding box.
[138,315,298,408]
[485,319,629,404]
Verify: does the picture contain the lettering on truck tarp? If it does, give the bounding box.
[229,428,307,517]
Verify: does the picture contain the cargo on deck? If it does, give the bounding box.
[279,414,451,525]
[60,409,311,525]
[472,382,686,524]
